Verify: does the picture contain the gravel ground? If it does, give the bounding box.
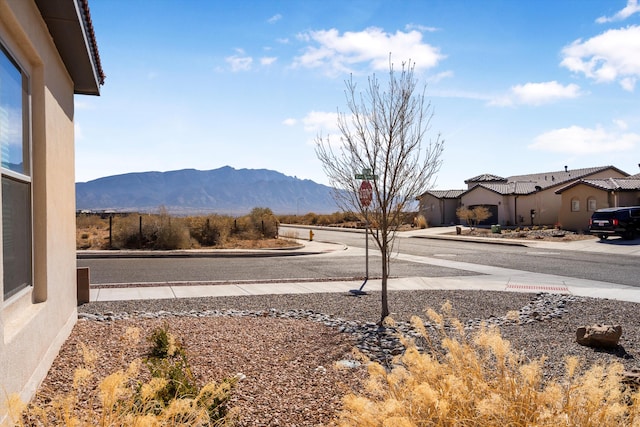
[32,290,640,426]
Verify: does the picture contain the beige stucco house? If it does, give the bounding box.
[419,166,630,229]
[0,0,103,419]
[555,174,640,231]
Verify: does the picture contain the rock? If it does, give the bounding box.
[576,324,622,348]
[622,369,640,390]
[335,359,361,369]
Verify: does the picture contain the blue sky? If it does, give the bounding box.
[75,0,640,190]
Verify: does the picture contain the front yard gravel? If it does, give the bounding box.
[31,289,640,426]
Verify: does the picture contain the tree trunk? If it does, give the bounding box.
[380,244,390,323]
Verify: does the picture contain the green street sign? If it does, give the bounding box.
[355,168,377,180]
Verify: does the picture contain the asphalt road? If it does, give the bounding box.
[78,226,640,287]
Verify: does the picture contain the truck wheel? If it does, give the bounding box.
[599,234,608,240]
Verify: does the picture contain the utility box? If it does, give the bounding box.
[491,224,501,234]
[77,267,90,305]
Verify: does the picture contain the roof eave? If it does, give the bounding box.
[34,0,104,95]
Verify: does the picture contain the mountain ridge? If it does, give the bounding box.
[76,166,339,215]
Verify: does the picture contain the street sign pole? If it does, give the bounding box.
[351,176,374,296]
[365,207,369,280]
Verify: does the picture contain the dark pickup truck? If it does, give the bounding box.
[589,206,640,240]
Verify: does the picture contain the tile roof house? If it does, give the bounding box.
[1,0,103,419]
[418,166,631,229]
[555,176,640,231]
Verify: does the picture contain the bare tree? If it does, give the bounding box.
[315,59,444,323]
[456,206,492,231]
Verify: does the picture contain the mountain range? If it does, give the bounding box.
[75,166,340,215]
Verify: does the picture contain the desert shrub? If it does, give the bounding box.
[145,208,190,250]
[76,213,108,229]
[10,326,237,426]
[457,206,492,231]
[233,207,279,239]
[111,214,142,249]
[248,207,279,238]
[145,325,236,422]
[112,209,190,250]
[187,215,232,247]
[302,212,319,225]
[414,214,428,229]
[339,304,640,426]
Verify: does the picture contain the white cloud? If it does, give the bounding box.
[260,56,277,66]
[596,0,640,23]
[529,125,640,154]
[293,27,444,75]
[614,119,629,130]
[282,118,297,126]
[429,70,454,83]
[225,49,253,71]
[561,25,640,91]
[302,111,339,132]
[405,23,439,33]
[268,14,282,24]
[490,81,582,106]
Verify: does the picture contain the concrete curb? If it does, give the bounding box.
[77,240,348,259]
[410,234,528,247]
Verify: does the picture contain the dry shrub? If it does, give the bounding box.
[414,214,428,229]
[234,207,279,240]
[76,214,110,249]
[9,326,237,426]
[76,213,106,229]
[111,214,141,248]
[339,303,640,427]
[112,209,190,250]
[187,215,232,247]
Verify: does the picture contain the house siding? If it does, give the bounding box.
[1,0,79,413]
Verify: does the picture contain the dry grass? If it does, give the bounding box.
[339,303,640,426]
[10,326,237,426]
[76,209,285,251]
[12,316,364,426]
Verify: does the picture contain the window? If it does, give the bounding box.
[587,198,597,212]
[1,44,31,299]
[571,199,580,212]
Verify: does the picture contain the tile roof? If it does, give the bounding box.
[464,174,506,183]
[79,0,105,85]
[422,190,465,199]
[429,166,631,198]
[506,165,627,190]
[555,178,640,193]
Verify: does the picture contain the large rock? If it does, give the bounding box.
[576,324,622,348]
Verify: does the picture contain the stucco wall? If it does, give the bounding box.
[460,187,506,225]
[0,0,77,411]
[556,186,606,231]
[418,193,443,226]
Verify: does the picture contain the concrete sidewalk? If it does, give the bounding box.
[90,274,640,304]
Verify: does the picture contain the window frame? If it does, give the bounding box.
[571,198,580,212]
[587,198,597,212]
[1,41,33,301]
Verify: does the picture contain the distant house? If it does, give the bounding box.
[418,190,464,227]
[555,174,640,231]
[418,166,629,229]
[0,0,103,418]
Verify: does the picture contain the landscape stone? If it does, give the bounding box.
[576,324,622,348]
